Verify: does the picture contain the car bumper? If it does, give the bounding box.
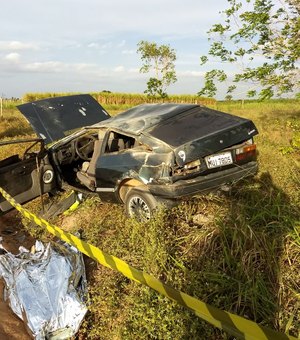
[149,161,258,199]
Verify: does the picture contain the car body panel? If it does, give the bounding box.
[95,103,258,166]
[95,147,173,190]
[148,106,256,145]
[17,94,110,144]
[0,139,57,212]
[95,103,198,135]
[148,161,258,199]
[173,120,257,166]
[96,151,144,189]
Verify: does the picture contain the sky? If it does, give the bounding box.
[0,0,234,98]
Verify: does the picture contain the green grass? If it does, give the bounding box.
[0,98,299,339]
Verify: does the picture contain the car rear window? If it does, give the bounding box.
[149,107,247,147]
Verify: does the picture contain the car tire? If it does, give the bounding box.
[124,187,158,221]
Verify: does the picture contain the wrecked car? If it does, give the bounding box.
[0,94,258,219]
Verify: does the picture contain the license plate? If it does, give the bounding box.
[205,152,233,169]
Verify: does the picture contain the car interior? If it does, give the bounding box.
[75,131,137,191]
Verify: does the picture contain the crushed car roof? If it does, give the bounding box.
[95,103,197,134]
[18,94,110,144]
[97,103,258,148]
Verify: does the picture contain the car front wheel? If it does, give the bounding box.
[124,187,157,221]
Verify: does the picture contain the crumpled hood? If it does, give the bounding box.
[17,94,110,144]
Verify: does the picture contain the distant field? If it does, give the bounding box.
[22,91,217,106]
[0,95,299,338]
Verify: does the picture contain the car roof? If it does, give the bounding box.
[94,103,198,134]
[95,103,255,145]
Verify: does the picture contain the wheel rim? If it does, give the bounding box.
[128,196,151,220]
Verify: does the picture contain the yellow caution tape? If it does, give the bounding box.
[0,186,296,340]
[63,192,82,216]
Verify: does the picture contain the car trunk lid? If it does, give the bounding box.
[148,106,258,166]
[17,94,110,144]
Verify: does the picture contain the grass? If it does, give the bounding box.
[0,109,36,159]
[0,97,299,339]
[22,92,216,106]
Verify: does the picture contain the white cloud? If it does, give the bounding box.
[128,68,139,73]
[73,63,98,72]
[102,42,113,49]
[88,42,99,48]
[177,70,205,77]
[0,41,38,51]
[87,41,113,52]
[23,61,64,72]
[122,49,135,55]
[4,52,21,63]
[118,40,126,48]
[114,65,125,72]
[21,61,105,75]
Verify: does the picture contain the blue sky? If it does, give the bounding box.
[0,0,233,98]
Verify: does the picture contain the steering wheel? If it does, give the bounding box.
[74,135,97,161]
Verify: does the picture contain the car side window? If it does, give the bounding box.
[104,132,137,153]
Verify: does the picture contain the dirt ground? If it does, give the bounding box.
[0,211,33,340]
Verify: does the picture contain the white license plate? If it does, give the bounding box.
[205,152,233,169]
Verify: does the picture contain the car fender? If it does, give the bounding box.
[116,171,146,203]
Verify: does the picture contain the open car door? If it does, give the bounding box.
[0,139,57,213]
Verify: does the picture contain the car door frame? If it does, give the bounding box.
[94,129,144,201]
[0,138,57,213]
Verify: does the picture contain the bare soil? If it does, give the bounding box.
[0,211,33,340]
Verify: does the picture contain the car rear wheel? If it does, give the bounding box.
[125,187,157,221]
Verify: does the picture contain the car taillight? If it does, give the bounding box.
[235,144,257,162]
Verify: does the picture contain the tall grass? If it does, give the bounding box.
[0,98,299,338]
[22,91,216,106]
[0,109,35,160]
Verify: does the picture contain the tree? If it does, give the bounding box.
[137,41,177,98]
[198,0,300,99]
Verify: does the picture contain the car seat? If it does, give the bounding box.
[76,140,102,190]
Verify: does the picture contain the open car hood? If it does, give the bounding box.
[17,94,110,144]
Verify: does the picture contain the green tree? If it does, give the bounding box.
[137,41,177,98]
[199,0,300,99]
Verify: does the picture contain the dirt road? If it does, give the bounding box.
[0,211,33,340]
